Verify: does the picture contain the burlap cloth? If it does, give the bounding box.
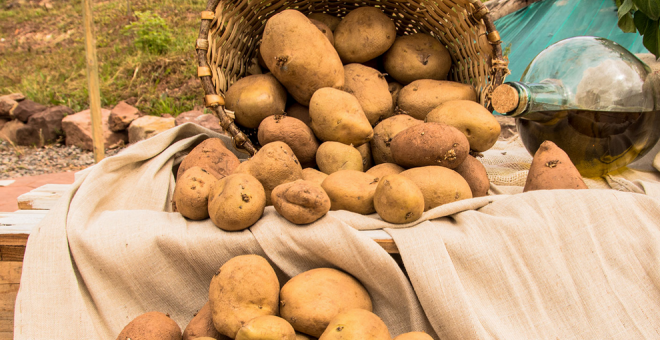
[14,124,660,339]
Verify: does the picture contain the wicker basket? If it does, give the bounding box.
[195,0,509,155]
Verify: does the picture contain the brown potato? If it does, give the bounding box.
[370,115,423,164]
[392,332,434,340]
[383,33,452,84]
[261,10,344,105]
[454,155,490,198]
[316,141,363,174]
[296,332,317,340]
[177,138,240,181]
[398,79,477,120]
[390,122,469,169]
[400,166,472,211]
[210,255,280,339]
[235,315,296,340]
[374,174,424,224]
[334,7,396,63]
[225,74,288,128]
[357,142,373,171]
[343,64,393,125]
[310,19,334,45]
[258,115,320,168]
[308,13,341,31]
[280,268,373,338]
[233,141,303,205]
[116,311,182,340]
[426,100,501,152]
[523,140,588,192]
[321,170,379,214]
[286,103,312,128]
[388,82,403,109]
[318,309,390,340]
[174,167,218,220]
[272,180,331,225]
[208,173,266,231]
[366,163,404,180]
[302,168,328,187]
[183,302,228,340]
[309,88,373,146]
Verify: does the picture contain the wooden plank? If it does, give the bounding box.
[0,210,45,234]
[17,184,71,210]
[0,262,22,284]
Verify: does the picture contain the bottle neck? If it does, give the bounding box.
[492,81,570,118]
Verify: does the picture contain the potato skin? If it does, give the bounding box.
[371,115,423,164]
[366,163,405,180]
[310,19,334,45]
[258,115,320,168]
[390,122,469,169]
[261,10,344,105]
[454,155,490,198]
[174,167,218,220]
[272,180,331,225]
[398,80,477,120]
[321,170,379,215]
[374,174,424,224]
[343,64,393,125]
[235,315,296,340]
[286,103,312,128]
[209,255,280,339]
[224,74,288,128]
[316,141,364,174]
[308,13,341,31]
[523,140,588,192]
[302,168,328,187]
[318,309,390,340]
[208,173,266,231]
[383,33,452,84]
[116,311,182,340]
[334,7,396,63]
[182,302,228,340]
[309,88,373,146]
[388,82,403,108]
[280,268,373,338]
[177,138,240,181]
[392,332,434,340]
[400,166,472,211]
[426,100,501,152]
[357,143,374,171]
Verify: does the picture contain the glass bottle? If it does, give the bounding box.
[492,36,660,177]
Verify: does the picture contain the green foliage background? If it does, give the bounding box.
[616,0,660,58]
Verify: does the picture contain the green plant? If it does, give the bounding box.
[616,0,660,59]
[122,11,173,55]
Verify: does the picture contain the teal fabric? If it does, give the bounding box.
[496,0,650,82]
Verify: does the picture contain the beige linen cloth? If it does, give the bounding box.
[14,124,660,339]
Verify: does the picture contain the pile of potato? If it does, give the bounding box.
[116,255,434,340]
[173,6,505,228]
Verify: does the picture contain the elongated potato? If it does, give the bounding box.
[309,88,373,146]
[321,170,379,214]
[454,155,490,198]
[398,79,477,120]
[383,33,452,84]
[343,64,393,125]
[261,10,344,105]
[334,7,396,63]
[400,166,472,211]
[225,74,288,128]
[390,122,469,169]
[426,100,501,152]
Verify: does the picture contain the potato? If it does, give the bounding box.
[321,170,379,214]
[302,168,328,187]
[272,180,331,224]
[388,82,403,108]
[174,167,218,220]
[310,19,334,45]
[225,74,287,128]
[235,315,296,340]
[426,100,501,152]
[261,10,344,105]
[398,80,477,120]
[280,268,373,338]
[258,115,320,168]
[393,332,434,340]
[286,103,312,128]
[116,311,182,340]
[366,163,404,180]
[233,141,303,205]
[316,141,363,174]
[523,140,588,192]
[370,115,423,164]
[209,255,280,339]
[390,122,469,169]
[400,166,472,211]
[374,174,424,224]
[309,88,373,146]
[296,332,317,340]
[334,7,396,63]
[183,302,227,340]
[318,309,390,340]
[177,138,240,181]
[308,13,341,31]
[357,142,373,171]
[208,173,266,231]
[383,33,452,84]
[454,155,489,198]
[343,64,393,125]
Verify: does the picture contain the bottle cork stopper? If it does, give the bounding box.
[491,84,519,114]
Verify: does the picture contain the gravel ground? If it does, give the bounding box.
[0,141,126,179]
